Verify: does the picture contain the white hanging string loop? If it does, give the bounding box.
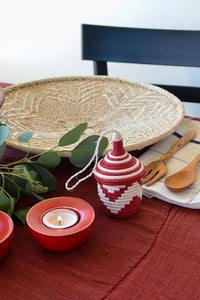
[65,129,120,190]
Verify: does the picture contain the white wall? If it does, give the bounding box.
[1,0,200,87]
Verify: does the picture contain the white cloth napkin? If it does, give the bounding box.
[139,118,200,208]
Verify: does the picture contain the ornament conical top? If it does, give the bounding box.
[94,132,145,185]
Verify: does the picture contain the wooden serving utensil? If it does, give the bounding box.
[165,153,200,192]
[143,130,196,186]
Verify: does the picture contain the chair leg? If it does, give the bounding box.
[94,61,108,75]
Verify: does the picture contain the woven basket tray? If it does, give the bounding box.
[2,76,184,156]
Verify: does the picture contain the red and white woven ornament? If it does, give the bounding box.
[94,132,145,218]
[66,130,145,218]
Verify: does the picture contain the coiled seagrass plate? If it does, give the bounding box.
[2,76,184,156]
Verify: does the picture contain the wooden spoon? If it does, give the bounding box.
[165,153,200,192]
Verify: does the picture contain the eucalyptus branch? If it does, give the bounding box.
[0,172,5,188]
[25,145,58,160]
[2,171,40,185]
[1,159,27,168]
[4,174,21,203]
[24,142,32,159]
[0,122,109,223]
[0,186,13,202]
[3,146,70,168]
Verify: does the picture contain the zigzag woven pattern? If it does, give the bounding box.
[94,132,146,218]
[2,76,184,155]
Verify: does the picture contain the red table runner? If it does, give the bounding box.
[0,83,200,299]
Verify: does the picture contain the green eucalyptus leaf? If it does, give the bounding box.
[35,152,61,169]
[0,125,9,146]
[12,165,37,191]
[14,207,32,225]
[33,184,48,193]
[0,190,11,212]
[70,135,108,168]
[12,165,27,190]
[7,197,15,216]
[27,164,57,192]
[0,142,6,160]
[18,132,33,143]
[58,123,87,146]
[12,163,56,196]
[23,165,34,180]
[4,174,20,199]
[23,168,41,194]
[12,165,39,195]
[27,169,38,180]
[25,180,48,194]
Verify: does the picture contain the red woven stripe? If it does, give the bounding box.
[94,173,145,185]
[97,161,142,174]
[110,140,126,156]
[106,153,129,161]
[94,136,146,206]
[100,156,137,170]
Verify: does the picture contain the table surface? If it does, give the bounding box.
[0,83,200,300]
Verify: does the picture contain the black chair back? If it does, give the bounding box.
[82,24,200,103]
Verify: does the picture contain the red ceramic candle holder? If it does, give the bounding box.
[0,211,14,260]
[26,197,95,252]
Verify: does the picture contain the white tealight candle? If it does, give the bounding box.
[42,208,79,229]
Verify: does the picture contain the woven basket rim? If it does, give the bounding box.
[4,75,183,96]
[0,86,5,108]
[2,76,184,156]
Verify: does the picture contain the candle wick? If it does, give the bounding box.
[57,216,62,226]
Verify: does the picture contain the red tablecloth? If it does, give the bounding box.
[1,83,200,300]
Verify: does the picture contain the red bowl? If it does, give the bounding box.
[26,197,95,252]
[0,211,14,260]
